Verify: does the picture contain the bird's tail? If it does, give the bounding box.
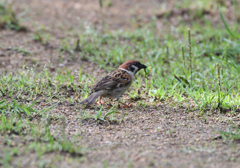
[80,91,104,106]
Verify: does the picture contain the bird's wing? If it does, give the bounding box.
[92,69,132,92]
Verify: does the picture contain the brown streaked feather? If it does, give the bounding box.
[92,69,132,92]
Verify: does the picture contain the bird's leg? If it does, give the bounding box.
[98,96,104,105]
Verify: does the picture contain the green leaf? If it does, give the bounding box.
[96,106,103,119]
[37,103,58,116]
[220,83,236,105]
[104,104,118,119]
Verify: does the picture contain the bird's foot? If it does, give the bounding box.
[98,101,105,105]
[98,97,105,105]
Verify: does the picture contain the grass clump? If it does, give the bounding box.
[28,125,83,157]
[0,2,26,31]
[0,114,25,135]
[219,124,240,141]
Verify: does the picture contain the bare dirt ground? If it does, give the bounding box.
[1,0,240,167]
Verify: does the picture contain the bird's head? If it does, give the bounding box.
[119,60,147,74]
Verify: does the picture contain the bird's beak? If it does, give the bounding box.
[140,63,147,69]
[140,63,147,75]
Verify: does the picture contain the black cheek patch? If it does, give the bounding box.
[128,66,135,72]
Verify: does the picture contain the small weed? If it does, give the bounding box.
[219,124,240,141]
[13,47,31,56]
[94,104,119,123]
[2,149,12,168]
[32,30,50,45]
[0,99,55,117]
[188,28,193,86]
[0,3,26,31]
[0,115,25,135]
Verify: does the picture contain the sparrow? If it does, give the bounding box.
[80,60,147,107]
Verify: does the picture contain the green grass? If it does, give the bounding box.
[71,22,240,112]
[0,107,84,166]
[0,68,85,166]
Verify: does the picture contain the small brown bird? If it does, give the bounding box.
[81,60,147,107]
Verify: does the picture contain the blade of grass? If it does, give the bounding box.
[219,8,240,39]
[104,103,119,119]
[174,75,200,106]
